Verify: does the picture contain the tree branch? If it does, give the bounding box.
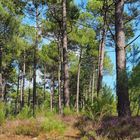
[125,34,140,49]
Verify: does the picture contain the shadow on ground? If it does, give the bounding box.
[74,116,140,140]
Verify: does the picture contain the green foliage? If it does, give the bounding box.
[128,62,140,115]
[41,117,66,134]
[63,107,75,115]
[17,106,32,119]
[15,119,40,137]
[0,103,5,125]
[84,85,116,119]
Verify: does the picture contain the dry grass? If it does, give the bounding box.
[0,115,81,140]
[97,116,140,140]
[1,115,140,140]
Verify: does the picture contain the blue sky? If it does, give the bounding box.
[23,0,140,90]
[74,0,116,89]
[74,0,140,90]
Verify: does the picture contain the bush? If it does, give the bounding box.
[63,107,75,115]
[17,106,32,119]
[15,119,40,137]
[84,85,116,120]
[41,117,66,134]
[0,102,5,124]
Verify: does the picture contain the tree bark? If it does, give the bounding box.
[43,65,46,101]
[62,0,70,107]
[3,79,7,102]
[15,73,20,114]
[33,5,39,116]
[97,0,107,95]
[28,69,32,107]
[76,48,82,113]
[0,44,2,99]
[58,39,62,114]
[22,50,26,108]
[28,80,31,107]
[50,77,54,112]
[115,0,131,117]
[20,71,23,110]
[91,65,95,104]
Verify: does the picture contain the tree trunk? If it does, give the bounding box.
[50,77,54,112]
[91,65,95,104]
[97,1,107,95]
[28,80,31,107]
[76,48,82,113]
[3,79,6,102]
[20,71,23,110]
[58,39,62,114]
[88,75,92,96]
[62,0,70,107]
[33,5,39,116]
[43,65,46,101]
[28,69,32,107]
[22,50,26,108]
[0,44,2,99]
[115,0,131,117]
[15,73,20,114]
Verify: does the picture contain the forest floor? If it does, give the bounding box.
[0,115,140,140]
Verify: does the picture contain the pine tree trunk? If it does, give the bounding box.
[97,1,107,95]
[44,65,46,101]
[28,80,31,107]
[88,75,92,95]
[33,5,39,116]
[50,77,54,112]
[76,48,82,113]
[0,44,2,99]
[28,69,32,107]
[20,71,23,110]
[62,0,70,107]
[22,50,26,108]
[115,0,131,117]
[15,73,20,114]
[58,39,62,114]
[91,65,95,104]
[3,79,6,101]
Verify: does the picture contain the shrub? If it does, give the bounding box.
[41,117,66,134]
[17,106,32,119]
[15,119,40,137]
[0,103,5,124]
[63,107,75,116]
[84,85,116,120]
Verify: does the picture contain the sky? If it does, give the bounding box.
[23,0,140,91]
[74,0,116,89]
[74,0,140,91]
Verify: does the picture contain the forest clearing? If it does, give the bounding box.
[0,0,140,139]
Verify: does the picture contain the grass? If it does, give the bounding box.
[97,116,140,139]
[0,103,5,125]
[1,111,140,140]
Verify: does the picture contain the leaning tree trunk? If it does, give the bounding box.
[76,48,82,113]
[62,0,69,107]
[115,0,131,117]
